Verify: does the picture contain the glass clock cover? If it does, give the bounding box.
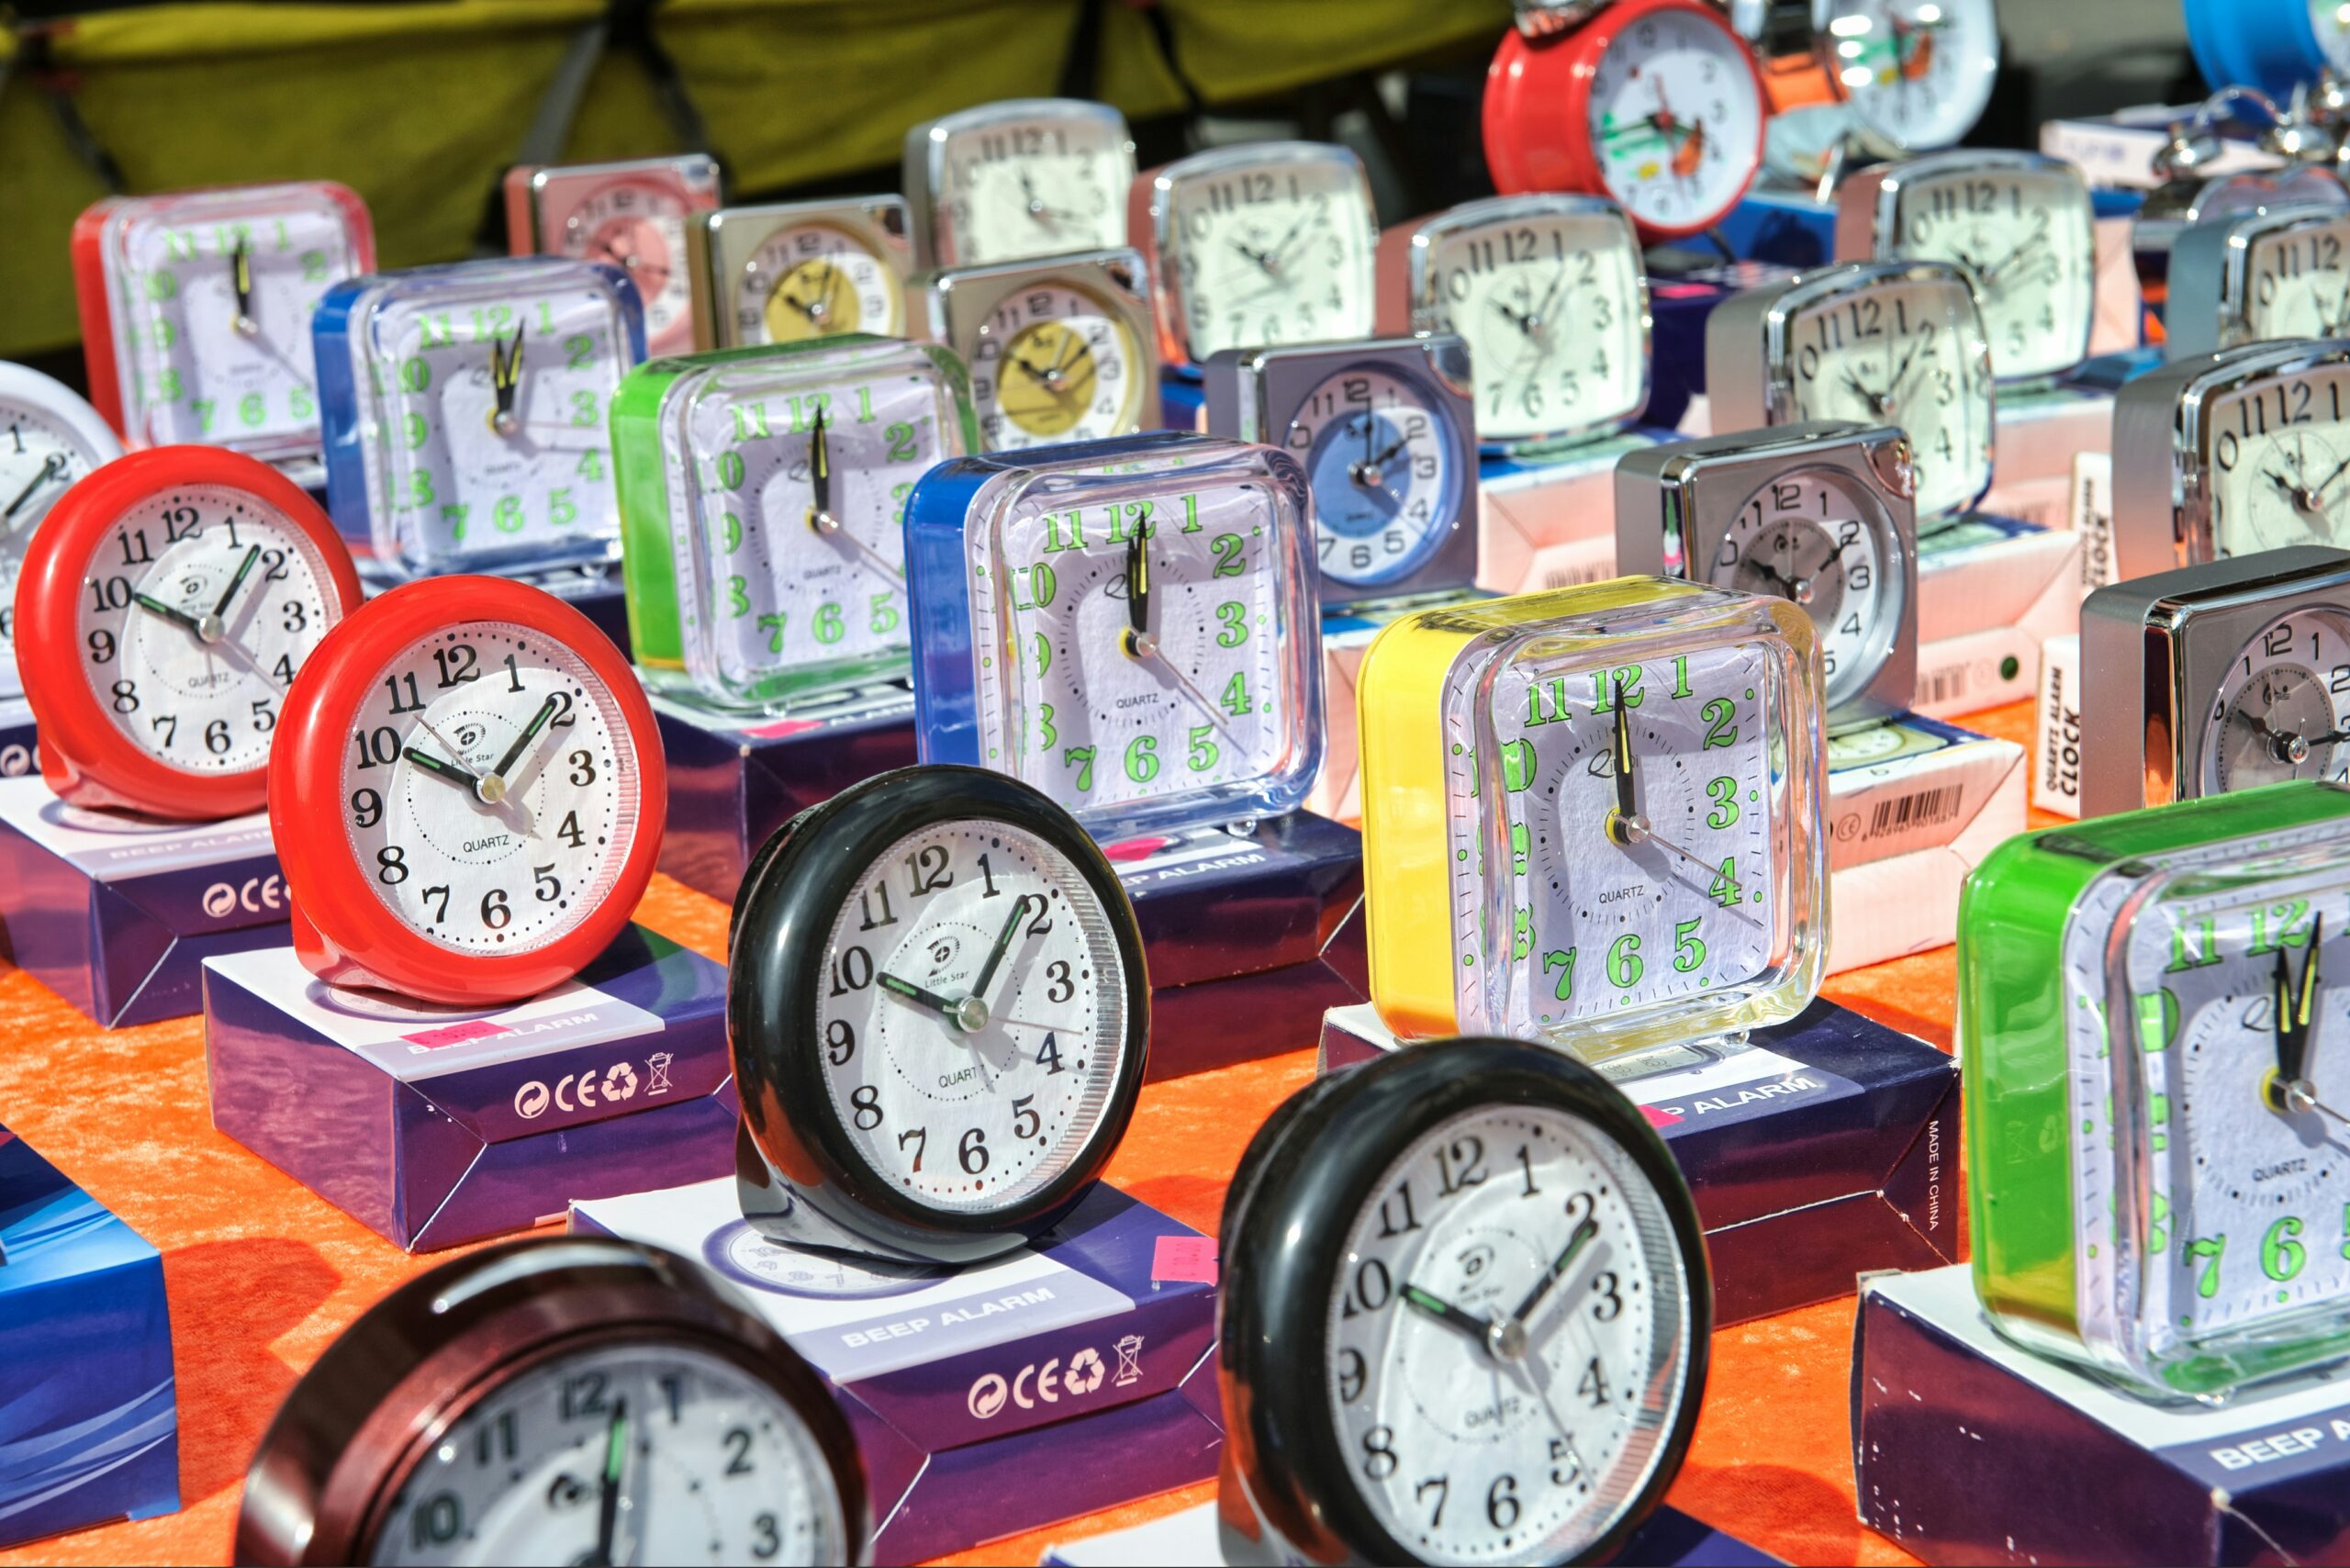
[316,257,647,578]
[903,98,1136,270]
[1840,151,2097,383]
[686,195,913,351]
[612,335,978,712]
[72,181,374,460]
[1821,0,2001,153]
[1962,781,2350,1398]
[904,431,1325,840]
[1131,141,1380,367]
[1377,193,1651,452]
[1359,578,1829,1060]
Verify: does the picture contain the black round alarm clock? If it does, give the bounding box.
[1215,1039,1711,1566]
[728,765,1151,1266]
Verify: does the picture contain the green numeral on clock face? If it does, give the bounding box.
[1673,920,1705,973]
[1512,907,1532,960]
[1702,698,1737,749]
[1064,745,1095,791]
[757,612,786,652]
[1215,600,1248,647]
[1543,947,1577,1002]
[548,487,576,528]
[2167,915,2221,971]
[1607,933,1642,990]
[442,504,469,541]
[1587,666,1643,713]
[565,333,595,370]
[1037,703,1057,751]
[1708,857,1739,908]
[869,593,899,635]
[2341,1203,2350,1260]
[1671,655,1692,699]
[2188,1234,2227,1299]
[2263,1216,2307,1282]
[1012,563,1057,610]
[2134,988,2178,1053]
[1502,739,1535,793]
[1043,510,1085,553]
[715,451,746,489]
[1706,775,1738,828]
[1510,822,1528,874]
[813,602,844,644]
[404,412,429,450]
[726,576,749,617]
[1221,671,1251,717]
[1211,532,1246,577]
[1125,734,1159,784]
[722,512,743,553]
[494,496,522,533]
[1187,725,1217,772]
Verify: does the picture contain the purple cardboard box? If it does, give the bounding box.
[0,776,290,1026]
[204,924,735,1251]
[1111,815,1367,1081]
[0,1124,179,1549]
[1853,1265,2350,1565]
[572,1178,1222,1566]
[1320,1000,1960,1326]
[1039,1498,1784,1566]
[653,686,919,903]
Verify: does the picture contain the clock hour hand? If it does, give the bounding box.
[1122,523,1153,654]
[490,326,526,437]
[879,969,992,1039]
[229,237,258,337]
[402,745,482,793]
[1605,678,1639,845]
[1400,1282,1492,1345]
[1,453,66,524]
[2270,916,2325,1113]
[130,591,207,639]
[804,407,835,533]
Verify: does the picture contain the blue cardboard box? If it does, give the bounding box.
[0,1125,178,1548]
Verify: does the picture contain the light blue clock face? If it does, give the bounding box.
[1287,365,1460,588]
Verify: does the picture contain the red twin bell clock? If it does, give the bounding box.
[13,446,364,819]
[1484,0,1769,241]
[269,575,666,1006]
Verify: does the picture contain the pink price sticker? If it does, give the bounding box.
[402,1019,511,1050]
[1150,1234,1218,1285]
[743,717,824,742]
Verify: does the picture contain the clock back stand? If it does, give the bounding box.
[202,924,733,1252]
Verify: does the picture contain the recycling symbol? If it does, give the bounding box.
[602,1061,639,1103]
[1064,1348,1105,1396]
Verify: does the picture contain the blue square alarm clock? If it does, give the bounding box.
[904,431,1326,840]
[315,255,646,577]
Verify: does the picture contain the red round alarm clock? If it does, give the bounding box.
[1484,0,1770,241]
[270,575,666,1005]
[13,445,364,819]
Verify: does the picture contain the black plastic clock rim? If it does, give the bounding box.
[729,763,1152,1260]
[1217,1040,1712,1568]
[234,1236,868,1567]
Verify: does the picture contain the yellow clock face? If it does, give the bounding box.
[743,222,904,345]
[969,280,1144,450]
[998,319,1105,437]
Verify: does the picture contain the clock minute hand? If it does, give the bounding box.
[2271,916,2325,1112]
[1122,522,1152,652]
[1605,679,1639,844]
[1,453,66,524]
[229,237,258,337]
[586,1395,627,1568]
[207,544,263,636]
[1506,1215,1601,1330]
[970,893,1039,1004]
[481,693,560,804]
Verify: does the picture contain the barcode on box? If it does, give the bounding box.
[1541,562,1613,589]
[1869,785,1965,837]
[1920,665,1966,708]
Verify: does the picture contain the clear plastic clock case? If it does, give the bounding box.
[315,256,646,577]
[1963,783,2350,1398]
[903,431,1325,840]
[1359,579,1829,1060]
[610,334,977,712]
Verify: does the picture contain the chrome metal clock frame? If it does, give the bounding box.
[901,98,1136,268]
[1380,193,1651,453]
[1614,419,1917,733]
[1134,141,1379,369]
[1200,334,1478,607]
[915,247,1159,431]
[685,195,912,350]
[2079,544,2350,818]
[1834,150,2096,383]
[2165,201,2350,361]
[2110,337,2350,581]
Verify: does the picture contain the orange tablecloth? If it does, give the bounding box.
[0,701,2043,1568]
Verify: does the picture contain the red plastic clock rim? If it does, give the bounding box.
[1483,0,1768,242]
[13,445,364,820]
[270,575,667,1006]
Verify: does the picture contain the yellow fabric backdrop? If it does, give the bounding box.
[0,0,1510,357]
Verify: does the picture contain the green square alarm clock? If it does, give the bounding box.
[1961,780,2350,1399]
[610,334,979,711]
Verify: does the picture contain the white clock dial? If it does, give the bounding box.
[1326,1103,1687,1565]
[341,623,643,955]
[1895,168,2095,380]
[2201,607,2350,795]
[1168,158,1376,362]
[1710,467,1890,707]
[2244,216,2350,343]
[559,184,693,350]
[938,116,1128,266]
[970,481,1290,815]
[372,284,627,565]
[1285,365,1461,587]
[2204,368,2350,557]
[1586,11,1764,234]
[372,1341,844,1566]
[2120,890,2350,1350]
[816,820,1133,1212]
[76,487,337,771]
[0,403,115,698]
[1423,213,1644,443]
[739,224,902,345]
[1785,277,1989,521]
[680,369,945,692]
[121,204,354,447]
[1447,642,1778,1031]
[968,281,1143,449]
[1824,0,2000,151]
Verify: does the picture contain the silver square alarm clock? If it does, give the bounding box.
[2165,203,2350,361]
[1615,420,1917,732]
[916,248,1158,451]
[1201,334,1478,608]
[2080,544,2350,818]
[2110,338,2350,583]
[685,196,913,350]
